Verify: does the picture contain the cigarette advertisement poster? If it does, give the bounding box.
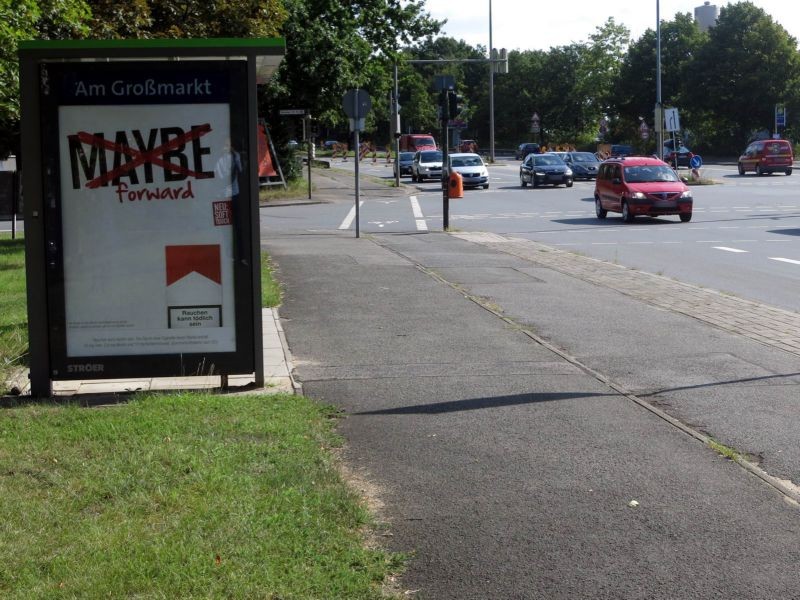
[48,62,250,361]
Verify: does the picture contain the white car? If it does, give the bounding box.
[447,152,490,189]
[412,150,443,182]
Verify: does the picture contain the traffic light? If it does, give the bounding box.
[448,90,463,119]
[439,89,449,121]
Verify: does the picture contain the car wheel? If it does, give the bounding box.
[483,184,490,189]
[786,168,793,176]
[622,201,635,222]
[679,212,692,222]
[565,178,573,188]
[756,164,763,176]
[595,197,607,219]
[738,163,745,175]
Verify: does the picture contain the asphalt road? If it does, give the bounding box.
[275,158,800,312]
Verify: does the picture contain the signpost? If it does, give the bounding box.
[775,104,786,137]
[280,108,312,199]
[639,120,650,140]
[19,38,285,397]
[342,89,371,238]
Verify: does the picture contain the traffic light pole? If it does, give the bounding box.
[441,89,450,230]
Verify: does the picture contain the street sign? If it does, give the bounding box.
[531,112,540,134]
[664,107,681,132]
[279,108,306,116]
[690,155,703,169]
[434,75,455,91]
[775,104,786,128]
[639,121,649,140]
[342,89,371,119]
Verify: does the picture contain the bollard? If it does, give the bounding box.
[448,171,464,198]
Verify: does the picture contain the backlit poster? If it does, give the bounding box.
[48,62,249,360]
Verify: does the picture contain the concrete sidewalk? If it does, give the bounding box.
[264,218,800,596]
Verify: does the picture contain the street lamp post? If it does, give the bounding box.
[656,0,663,160]
[489,0,495,162]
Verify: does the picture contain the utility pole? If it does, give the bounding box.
[489,0,495,163]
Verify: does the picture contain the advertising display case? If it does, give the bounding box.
[19,39,285,396]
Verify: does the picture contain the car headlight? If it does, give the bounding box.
[631,192,647,200]
[535,171,546,177]
[680,191,693,199]
[565,168,573,176]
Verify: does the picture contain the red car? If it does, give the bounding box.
[594,156,693,222]
[737,139,793,176]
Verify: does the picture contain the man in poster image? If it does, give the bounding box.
[215,138,243,202]
[214,137,247,264]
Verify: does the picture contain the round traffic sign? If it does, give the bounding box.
[690,155,703,169]
[342,89,371,119]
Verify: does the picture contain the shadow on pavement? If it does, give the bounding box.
[354,391,614,415]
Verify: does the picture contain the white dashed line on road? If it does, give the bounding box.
[338,201,364,230]
[769,257,800,265]
[714,246,749,253]
[409,196,428,231]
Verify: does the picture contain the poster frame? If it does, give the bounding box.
[19,39,285,396]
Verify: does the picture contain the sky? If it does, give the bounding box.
[418,1,800,52]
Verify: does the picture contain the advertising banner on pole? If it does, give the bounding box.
[39,60,254,375]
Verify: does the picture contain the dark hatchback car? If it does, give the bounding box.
[515,142,540,160]
[664,145,694,168]
[520,153,573,188]
[560,151,601,180]
[394,151,415,177]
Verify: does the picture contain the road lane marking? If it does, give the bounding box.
[338,201,364,230]
[769,257,800,265]
[409,196,428,231]
[713,246,749,253]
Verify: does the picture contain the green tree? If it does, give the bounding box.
[400,36,484,143]
[260,0,441,150]
[686,1,800,152]
[0,0,90,157]
[615,12,705,148]
[486,19,630,149]
[85,0,286,38]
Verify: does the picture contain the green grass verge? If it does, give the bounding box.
[0,392,401,598]
[0,234,27,392]
[261,251,282,308]
[0,239,400,596]
[259,177,312,202]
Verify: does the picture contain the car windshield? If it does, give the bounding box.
[571,152,598,163]
[415,137,436,147]
[400,152,415,160]
[624,165,680,183]
[420,151,442,162]
[451,156,483,167]
[534,155,563,166]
